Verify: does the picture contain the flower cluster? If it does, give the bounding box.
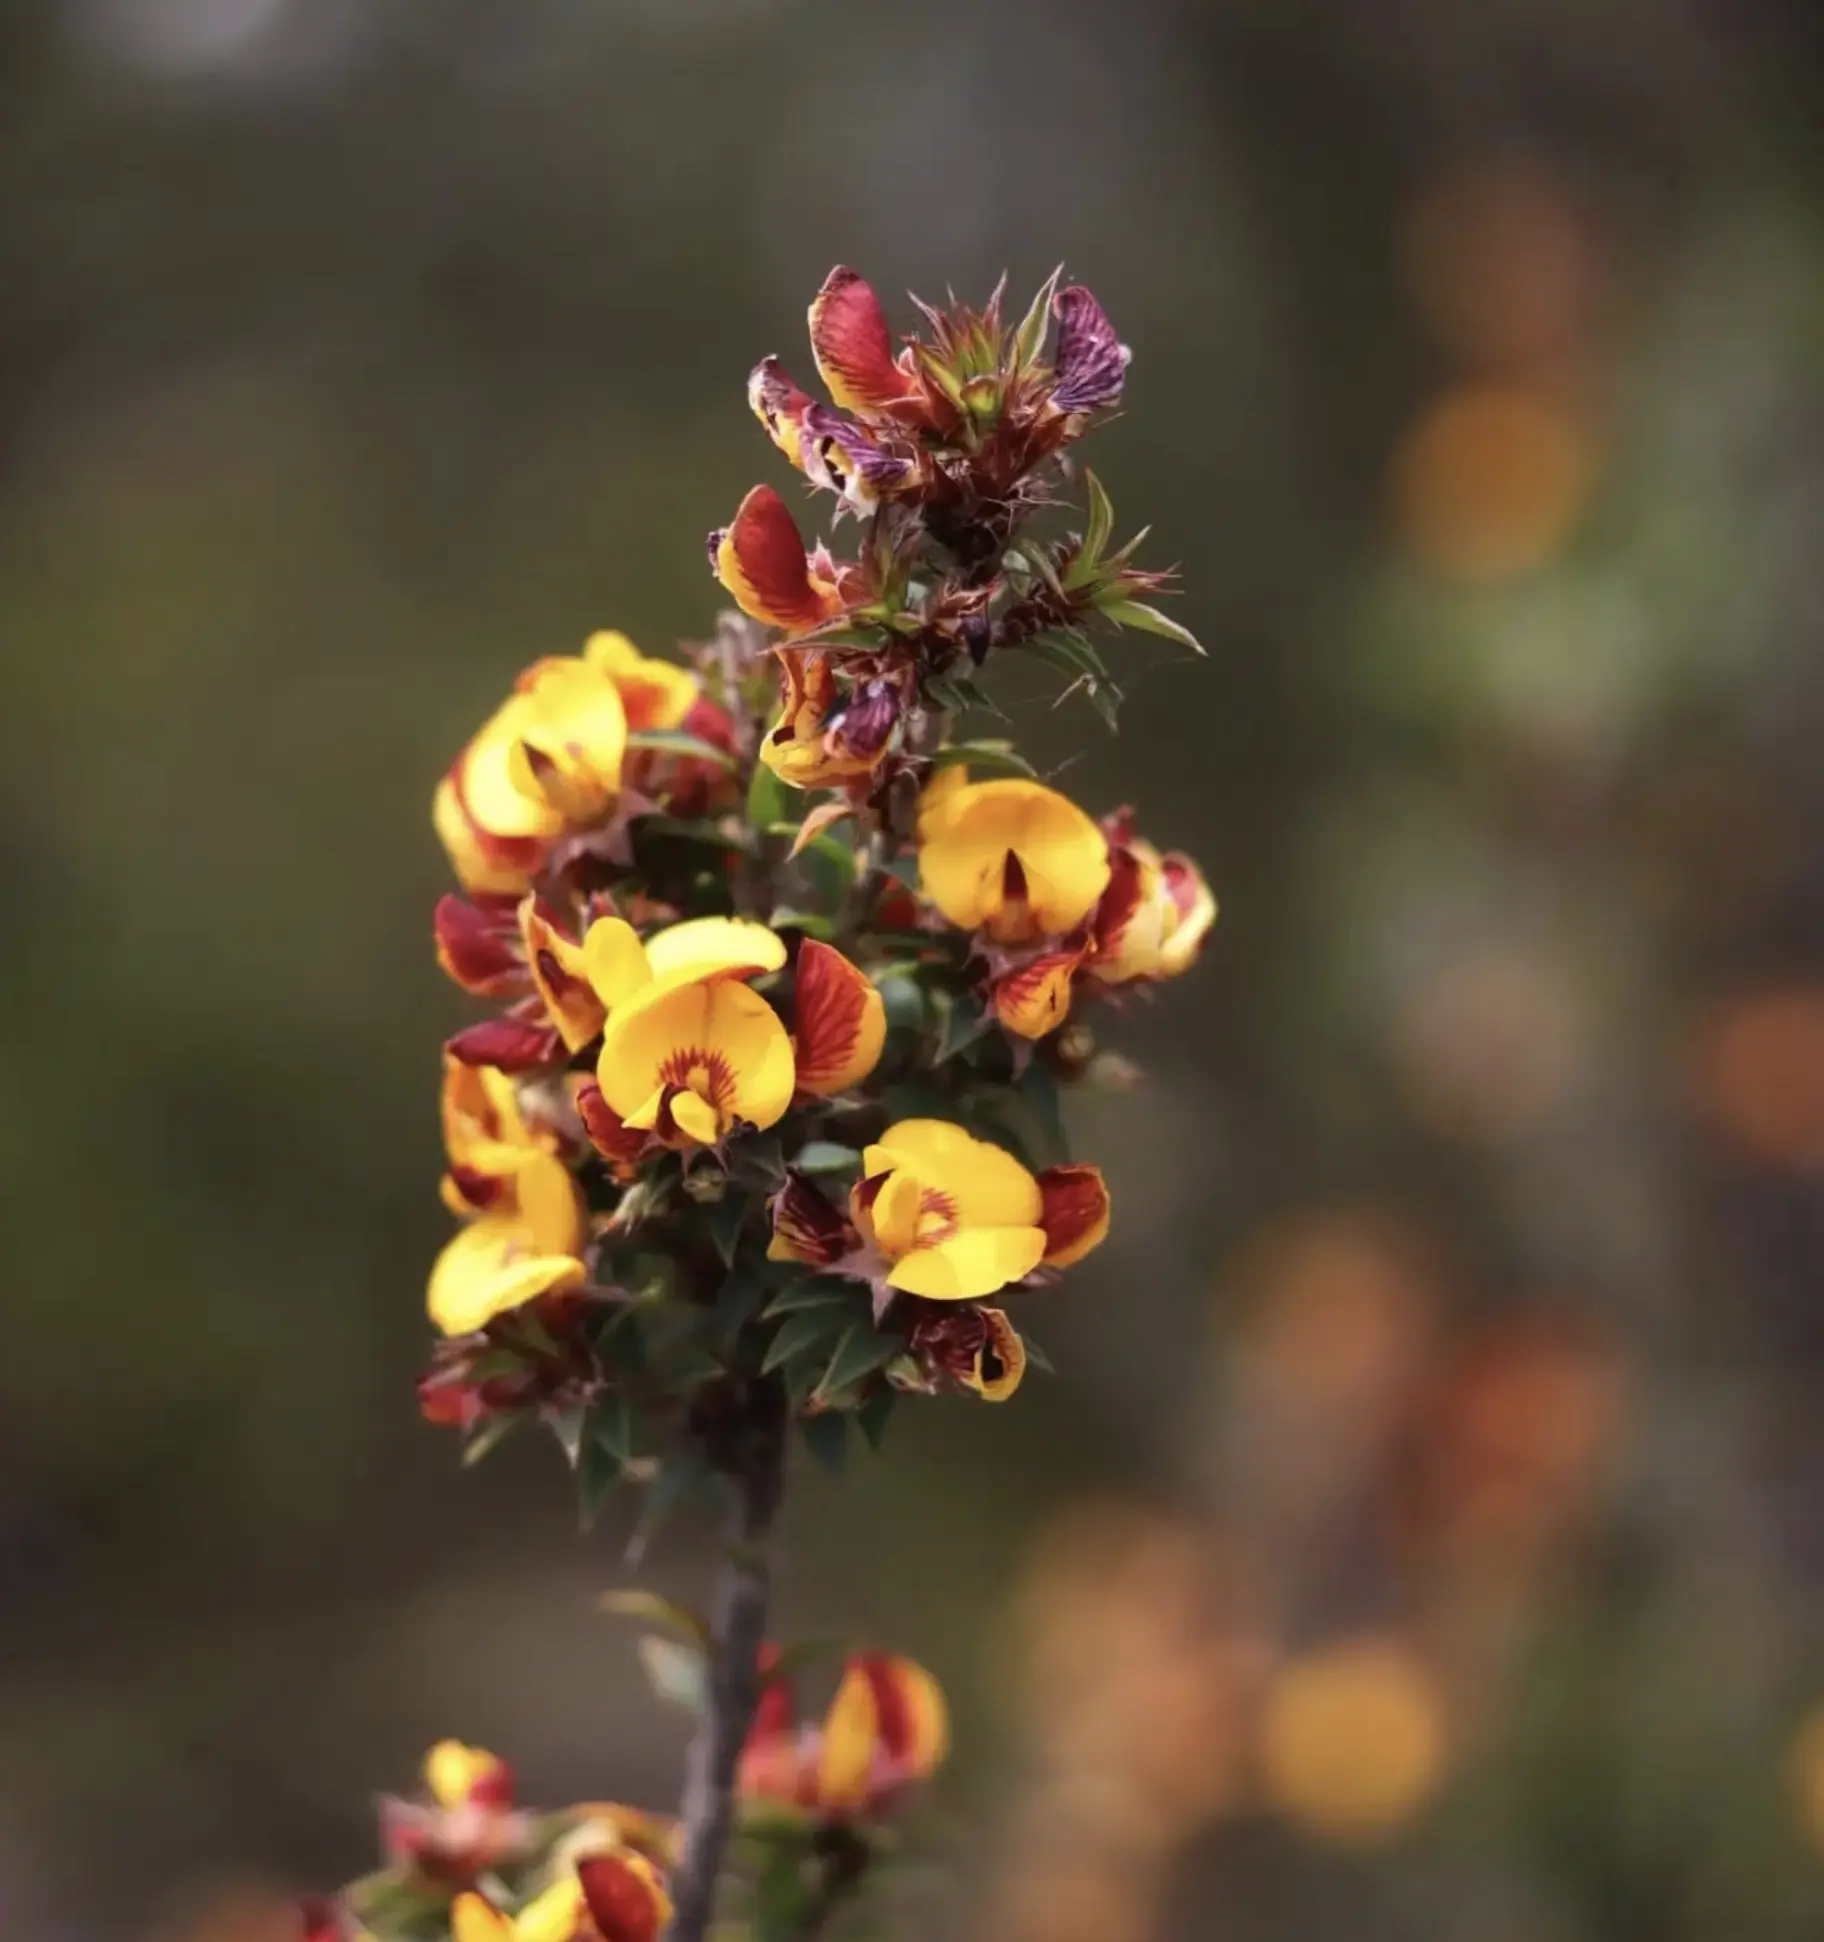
[417,266,1211,1500]
[304,262,1211,1942]
[302,1644,948,1942]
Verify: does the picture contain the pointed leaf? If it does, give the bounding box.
[763,1279,861,1320]
[798,1411,849,1476]
[1011,264,1065,372]
[927,739,1037,780]
[461,1414,523,1469]
[548,1405,587,1470]
[597,1590,712,1647]
[625,728,739,771]
[594,1391,636,1463]
[1082,470,1115,569]
[855,1385,897,1450]
[711,1265,767,1348]
[761,1307,850,1374]
[814,1322,903,1402]
[793,1140,863,1176]
[747,761,798,833]
[577,1436,623,1530]
[789,800,855,858]
[705,1193,748,1269]
[638,1635,709,1715]
[1099,598,1206,655]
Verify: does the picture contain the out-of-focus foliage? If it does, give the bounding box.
[10,1,1824,1938]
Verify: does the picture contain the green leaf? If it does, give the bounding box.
[638,1634,709,1715]
[746,761,798,832]
[577,1435,622,1530]
[1082,470,1115,570]
[761,1307,850,1374]
[927,739,1037,780]
[815,1322,903,1402]
[855,1385,897,1451]
[460,1413,523,1469]
[768,906,839,940]
[548,1405,587,1469]
[597,1588,711,1647]
[1011,263,1064,372]
[763,1278,860,1320]
[1099,598,1206,656]
[799,1410,849,1476]
[711,1265,767,1348]
[705,1193,748,1269]
[1023,629,1109,683]
[594,1391,636,1463]
[1017,1056,1070,1166]
[794,1140,863,1175]
[1021,1330,1055,1375]
[1087,680,1123,731]
[625,728,739,771]
[935,992,991,1064]
[626,1451,720,1564]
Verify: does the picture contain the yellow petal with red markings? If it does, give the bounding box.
[577,1851,673,1942]
[427,1215,585,1336]
[993,948,1083,1039]
[715,485,843,631]
[862,1120,1042,1228]
[596,977,795,1143]
[451,1894,513,1942]
[884,1226,1047,1300]
[1036,1162,1111,1268]
[520,901,605,1051]
[584,629,698,732]
[440,1058,531,1170]
[965,1309,1027,1402]
[791,940,886,1096]
[809,266,919,415]
[853,1653,950,1779]
[815,1659,883,1814]
[916,778,1109,939]
[645,916,787,983]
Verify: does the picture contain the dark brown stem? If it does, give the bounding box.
[665,1379,788,1942]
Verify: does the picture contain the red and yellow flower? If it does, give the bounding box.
[738,1650,949,1820]
[916,773,1111,947]
[586,938,883,1154]
[430,1059,587,1336]
[770,1120,1110,1306]
[711,485,847,634]
[434,633,710,895]
[450,1846,671,1942]
[379,1740,530,1886]
[759,648,900,789]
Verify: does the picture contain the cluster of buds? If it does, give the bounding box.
[300,1738,677,1942]
[417,265,1213,1497]
[300,1643,948,1942]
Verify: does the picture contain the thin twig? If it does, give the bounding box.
[665,1380,788,1942]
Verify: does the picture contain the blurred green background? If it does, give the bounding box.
[10,0,1824,1936]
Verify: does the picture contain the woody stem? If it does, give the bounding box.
[665,1377,789,1942]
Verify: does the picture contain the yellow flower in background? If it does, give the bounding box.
[1091,839,1217,986]
[581,628,698,732]
[424,1738,513,1809]
[917,775,1111,945]
[738,1649,949,1819]
[451,1845,671,1942]
[1258,1637,1447,1845]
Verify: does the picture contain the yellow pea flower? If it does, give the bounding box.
[916,775,1111,945]
[451,1850,672,1942]
[850,1120,1049,1301]
[430,1059,586,1336]
[596,977,797,1149]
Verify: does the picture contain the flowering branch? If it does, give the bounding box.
[301,262,1214,1942]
